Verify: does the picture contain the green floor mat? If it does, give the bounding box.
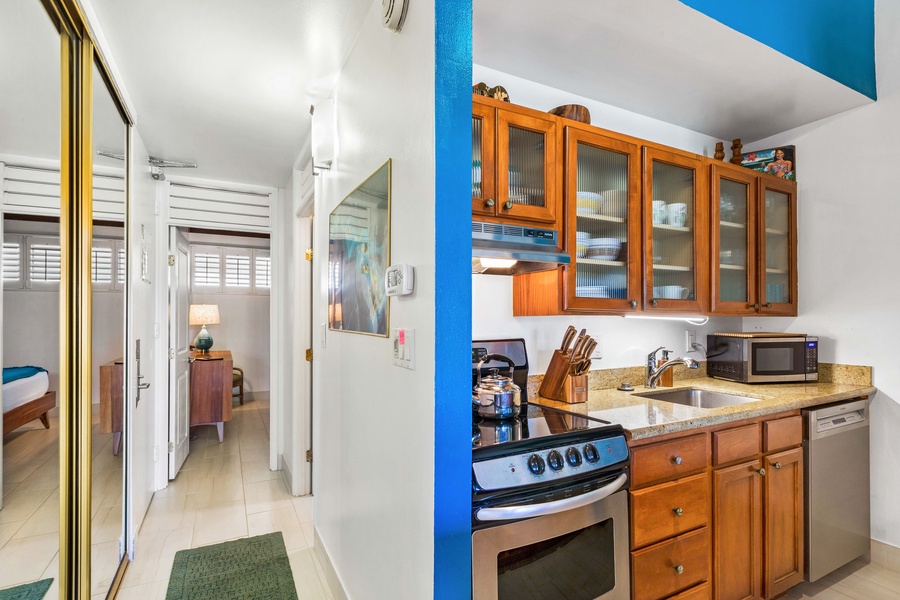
[166,532,298,600]
[0,578,53,600]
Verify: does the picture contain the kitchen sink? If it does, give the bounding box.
[633,387,762,409]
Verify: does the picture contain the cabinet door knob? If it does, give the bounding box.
[651,298,659,306]
[757,467,766,476]
[484,198,495,207]
[671,456,683,465]
[764,302,772,308]
[630,299,638,308]
[503,200,514,210]
[773,462,782,469]
[674,565,684,575]
[751,302,760,311]
[673,507,684,517]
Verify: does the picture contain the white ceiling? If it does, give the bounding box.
[474,0,874,143]
[3,0,876,189]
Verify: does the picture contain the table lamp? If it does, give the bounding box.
[189,304,220,354]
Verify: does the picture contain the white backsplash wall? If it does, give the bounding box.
[473,275,741,373]
[735,2,900,549]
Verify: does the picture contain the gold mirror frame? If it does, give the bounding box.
[37,1,134,597]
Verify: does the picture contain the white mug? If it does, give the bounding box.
[654,285,689,300]
[666,203,688,227]
[652,201,666,225]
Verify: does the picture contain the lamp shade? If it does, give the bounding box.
[189,304,220,326]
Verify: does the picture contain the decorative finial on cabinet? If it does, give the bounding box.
[730,139,744,165]
[714,142,725,161]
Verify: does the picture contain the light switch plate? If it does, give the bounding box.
[391,327,416,370]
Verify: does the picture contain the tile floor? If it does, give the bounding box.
[1,408,124,599]
[117,393,332,599]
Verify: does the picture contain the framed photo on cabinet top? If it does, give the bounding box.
[741,145,795,181]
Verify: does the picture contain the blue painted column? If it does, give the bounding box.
[434,0,473,598]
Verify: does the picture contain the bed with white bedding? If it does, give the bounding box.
[2,367,56,435]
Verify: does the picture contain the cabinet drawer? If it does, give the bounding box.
[764,415,802,453]
[666,582,711,600]
[631,527,710,600]
[631,434,709,487]
[713,423,760,466]
[630,473,709,549]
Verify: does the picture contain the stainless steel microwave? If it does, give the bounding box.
[707,333,818,383]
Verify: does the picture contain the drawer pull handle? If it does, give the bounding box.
[773,462,782,469]
[757,468,766,476]
[672,456,683,465]
[674,565,684,575]
[673,507,683,517]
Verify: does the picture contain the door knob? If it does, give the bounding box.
[764,302,772,308]
[484,198,495,207]
[773,462,782,469]
[651,298,658,306]
[503,200,513,210]
[674,565,684,575]
[671,456,683,465]
[757,468,766,476]
[673,507,684,517]
[630,299,638,308]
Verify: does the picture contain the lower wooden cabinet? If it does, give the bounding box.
[632,527,711,600]
[629,411,804,600]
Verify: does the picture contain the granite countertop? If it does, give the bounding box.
[530,373,876,441]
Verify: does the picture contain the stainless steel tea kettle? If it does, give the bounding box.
[472,354,521,420]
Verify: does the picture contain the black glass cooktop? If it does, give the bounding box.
[472,404,617,452]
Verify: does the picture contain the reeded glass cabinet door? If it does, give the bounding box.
[472,101,496,216]
[643,147,707,312]
[759,179,797,315]
[496,108,559,224]
[711,164,758,314]
[565,128,641,311]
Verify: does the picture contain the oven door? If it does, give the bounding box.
[472,484,629,600]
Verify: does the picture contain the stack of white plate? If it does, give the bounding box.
[576,191,603,215]
[575,286,610,298]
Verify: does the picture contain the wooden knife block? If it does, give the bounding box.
[539,349,573,401]
[563,375,588,404]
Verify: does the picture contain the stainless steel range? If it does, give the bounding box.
[471,339,631,600]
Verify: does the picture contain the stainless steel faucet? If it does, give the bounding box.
[646,347,699,388]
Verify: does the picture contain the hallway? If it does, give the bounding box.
[118,395,330,599]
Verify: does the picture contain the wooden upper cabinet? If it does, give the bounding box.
[710,162,759,315]
[564,125,642,312]
[471,100,496,216]
[643,146,708,313]
[472,95,561,228]
[757,177,797,316]
[710,162,797,317]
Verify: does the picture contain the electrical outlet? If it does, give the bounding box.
[685,330,697,352]
[590,335,602,359]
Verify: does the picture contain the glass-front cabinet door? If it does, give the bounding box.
[643,147,708,313]
[711,163,758,314]
[758,178,797,315]
[472,100,496,217]
[565,126,641,311]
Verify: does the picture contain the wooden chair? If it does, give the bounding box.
[232,367,244,405]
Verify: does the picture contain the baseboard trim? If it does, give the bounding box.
[281,454,294,495]
[315,529,348,600]
[871,539,900,571]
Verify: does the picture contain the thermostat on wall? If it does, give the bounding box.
[385,264,415,296]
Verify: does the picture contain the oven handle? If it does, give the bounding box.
[475,473,628,522]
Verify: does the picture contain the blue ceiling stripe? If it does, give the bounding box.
[434,0,473,597]
[679,0,876,100]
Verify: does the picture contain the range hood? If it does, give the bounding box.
[472,221,570,275]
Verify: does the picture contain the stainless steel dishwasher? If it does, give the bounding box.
[803,398,870,582]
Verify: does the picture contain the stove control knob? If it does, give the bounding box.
[566,447,583,467]
[547,450,564,471]
[527,454,546,475]
[583,443,600,463]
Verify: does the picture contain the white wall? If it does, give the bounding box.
[735,2,900,547]
[2,221,124,404]
[471,69,742,371]
[312,0,436,597]
[187,231,271,395]
[275,173,295,486]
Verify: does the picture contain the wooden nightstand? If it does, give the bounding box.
[189,350,233,442]
[99,359,124,455]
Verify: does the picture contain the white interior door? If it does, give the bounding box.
[168,227,191,478]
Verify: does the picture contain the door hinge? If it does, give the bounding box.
[305,248,313,261]
[168,442,174,452]
[306,449,313,463]
[167,254,175,266]
[169,348,175,360]
[305,348,313,362]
